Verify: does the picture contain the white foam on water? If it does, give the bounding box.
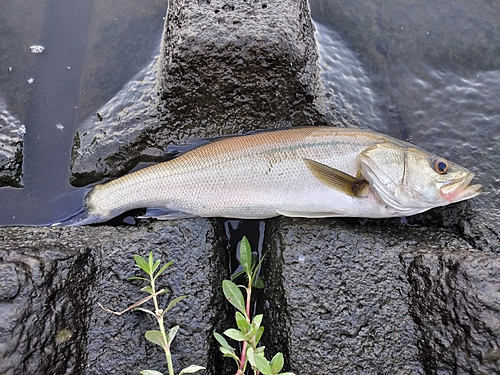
[30,45,45,53]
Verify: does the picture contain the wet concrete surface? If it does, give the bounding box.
[0,221,232,375]
[1,216,498,374]
[262,217,500,374]
[1,0,500,374]
[402,249,500,374]
[0,105,25,187]
[70,0,331,187]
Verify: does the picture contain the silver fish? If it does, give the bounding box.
[59,127,483,225]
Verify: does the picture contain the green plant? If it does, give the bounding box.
[214,237,294,375]
[99,252,205,375]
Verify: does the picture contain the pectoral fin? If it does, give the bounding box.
[303,158,368,197]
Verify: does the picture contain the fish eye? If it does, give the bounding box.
[433,158,449,174]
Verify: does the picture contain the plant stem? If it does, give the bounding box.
[165,345,175,375]
[236,341,248,375]
[151,272,175,375]
[235,275,260,375]
[151,274,160,312]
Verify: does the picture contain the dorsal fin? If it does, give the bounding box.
[303,158,368,197]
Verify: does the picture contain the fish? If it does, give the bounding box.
[56,126,483,225]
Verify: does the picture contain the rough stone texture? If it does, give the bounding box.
[69,0,336,187]
[0,230,89,375]
[2,217,499,374]
[263,218,422,374]
[402,250,500,374]
[0,220,231,375]
[70,56,161,187]
[261,217,500,374]
[157,0,329,138]
[0,101,25,188]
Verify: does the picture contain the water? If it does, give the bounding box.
[224,219,266,277]
[0,0,499,225]
[310,0,500,217]
[0,0,167,225]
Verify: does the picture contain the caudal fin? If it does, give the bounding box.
[51,209,105,226]
[50,187,104,226]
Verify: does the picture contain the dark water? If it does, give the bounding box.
[0,0,167,225]
[0,0,499,225]
[309,0,500,220]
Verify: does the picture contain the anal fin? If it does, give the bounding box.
[276,210,345,218]
[139,208,197,220]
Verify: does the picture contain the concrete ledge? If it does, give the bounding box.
[261,217,500,374]
[0,221,229,375]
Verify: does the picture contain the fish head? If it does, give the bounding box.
[360,142,483,215]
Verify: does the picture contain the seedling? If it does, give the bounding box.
[214,237,294,375]
[99,252,205,375]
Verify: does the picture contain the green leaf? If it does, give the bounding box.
[220,347,238,358]
[141,285,154,295]
[145,330,166,350]
[127,276,150,282]
[154,261,173,280]
[235,311,250,334]
[222,280,246,316]
[166,325,179,345]
[164,295,188,313]
[134,255,151,275]
[239,236,252,275]
[270,353,284,374]
[246,346,256,368]
[230,269,246,282]
[140,370,164,375]
[254,346,265,355]
[214,333,240,363]
[152,259,161,274]
[253,353,272,375]
[253,275,265,289]
[179,365,206,374]
[213,332,232,350]
[148,251,154,269]
[255,326,264,344]
[251,253,266,287]
[249,316,264,345]
[252,314,263,328]
[223,328,247,342]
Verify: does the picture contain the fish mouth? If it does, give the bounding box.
[439,173,483,202]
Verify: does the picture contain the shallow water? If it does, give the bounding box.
[0,0,167,225]
[0,0,498,225]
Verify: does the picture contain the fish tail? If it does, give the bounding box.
[51,209,104,226]
[50,187,104,226]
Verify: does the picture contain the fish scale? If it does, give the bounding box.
[58,127,482,225]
